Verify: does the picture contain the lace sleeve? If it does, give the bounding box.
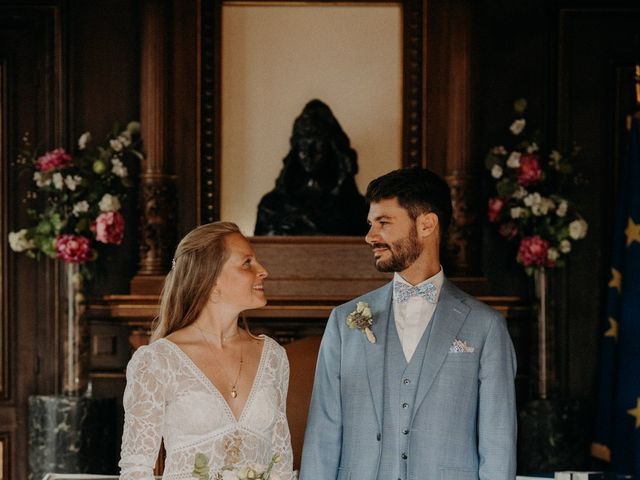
[270,345,296,480]
[119,344,171,480]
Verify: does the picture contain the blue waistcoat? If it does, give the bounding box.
[376,312,434,480]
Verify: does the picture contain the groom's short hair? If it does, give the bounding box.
[365,167,452,236]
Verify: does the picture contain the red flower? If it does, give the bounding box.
[55,235,92,263]
[94,211,125,245]
[517,153,542,186]
[488,197,505,223]
[36,148,72,172]
[516,235,549,267]
[498,221,519,240]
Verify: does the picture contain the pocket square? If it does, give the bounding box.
[449,339,475,353]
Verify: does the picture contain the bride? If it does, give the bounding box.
[119,222,295,480]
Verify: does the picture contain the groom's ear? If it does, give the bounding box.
[416,212,439,240]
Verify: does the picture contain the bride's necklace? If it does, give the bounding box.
[195,324,239,342]
[195,324,243,399]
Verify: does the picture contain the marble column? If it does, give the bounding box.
[28,395,117,480]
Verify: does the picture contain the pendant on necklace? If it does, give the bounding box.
[231,387,238,399]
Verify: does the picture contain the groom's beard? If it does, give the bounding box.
[372,227,421,273]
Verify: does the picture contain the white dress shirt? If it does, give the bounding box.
[393,268,444,362]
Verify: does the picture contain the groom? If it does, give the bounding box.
[299,168,517,480]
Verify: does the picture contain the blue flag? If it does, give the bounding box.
[592,116,640,477]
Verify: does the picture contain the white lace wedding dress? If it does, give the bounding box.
[119,336,295,480]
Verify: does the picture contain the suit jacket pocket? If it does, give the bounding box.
[337,467,351,480]
[445,352,478,362]
[439,466,478,480]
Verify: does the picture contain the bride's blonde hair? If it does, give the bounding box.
[150,221,241,341]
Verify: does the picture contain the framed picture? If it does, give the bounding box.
[199,0,426,231]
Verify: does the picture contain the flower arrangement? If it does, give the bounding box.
[8,122,141,279]
[485,99,588,274]
[346,301,376,343]
[193,452,282,480]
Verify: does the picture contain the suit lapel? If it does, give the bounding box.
[363,282,393,429]
[411,279,470,422]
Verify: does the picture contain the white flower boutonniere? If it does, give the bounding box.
[346,301,376,344]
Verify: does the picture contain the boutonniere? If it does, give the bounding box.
[346,301,376,344]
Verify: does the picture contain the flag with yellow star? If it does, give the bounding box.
[592,115,640,477]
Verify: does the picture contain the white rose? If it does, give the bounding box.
[99,193,121,212]
[110,138,124,152]
[524,192,541,208]
[510,119,526,135]
[64,175,83,191]
[8,229,34,252]
[72,201,90,217]
[569,219,588,240]
[512,186,528,200]
[78,131,91,150]
[111,158,128,178]
[118,131,132,147]
[527,142,539,153]
[556,201,568,217]
[221,472,236,480]
[52,172,64,190]
[549,150,562,170]
[510,207,524,219]
[547,248,560,262]
[33,171,51,187]
[538,197,555,215]
[491,164,503,179]
[506,152,521,168]
[361,307,372,318]
[560,239,572,253]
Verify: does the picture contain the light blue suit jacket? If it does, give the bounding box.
[299,279,517,480]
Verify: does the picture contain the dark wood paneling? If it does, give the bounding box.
[556,5,640,401]
[69,0,140,295]
[1,5,65,478]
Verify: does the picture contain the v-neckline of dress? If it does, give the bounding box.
[160,336,269,423]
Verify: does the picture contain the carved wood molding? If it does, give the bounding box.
[404,0,425,167]
[136,0,176,278]
[136,175,177,276]
[445,173,480,276]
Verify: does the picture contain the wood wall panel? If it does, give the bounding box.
[555,5,640,400]
[0,5,66,478]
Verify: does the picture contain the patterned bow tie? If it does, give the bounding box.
[394,282,438,304]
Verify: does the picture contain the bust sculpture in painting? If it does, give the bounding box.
[255,99,369,236]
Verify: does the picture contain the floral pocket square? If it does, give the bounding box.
[449,339,475,353]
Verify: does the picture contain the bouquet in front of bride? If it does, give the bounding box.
[193,453,283,480]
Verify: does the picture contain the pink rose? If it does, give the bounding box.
[55,235,92,263]
[94,211,125,245]
[498,221,519,240]
[36,148,72,172]
[488,197,505,223]
[517,153,542,186]
[517,235,549,267]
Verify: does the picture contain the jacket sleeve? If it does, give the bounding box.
[299,308,343,480]
[477,313,518,480]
